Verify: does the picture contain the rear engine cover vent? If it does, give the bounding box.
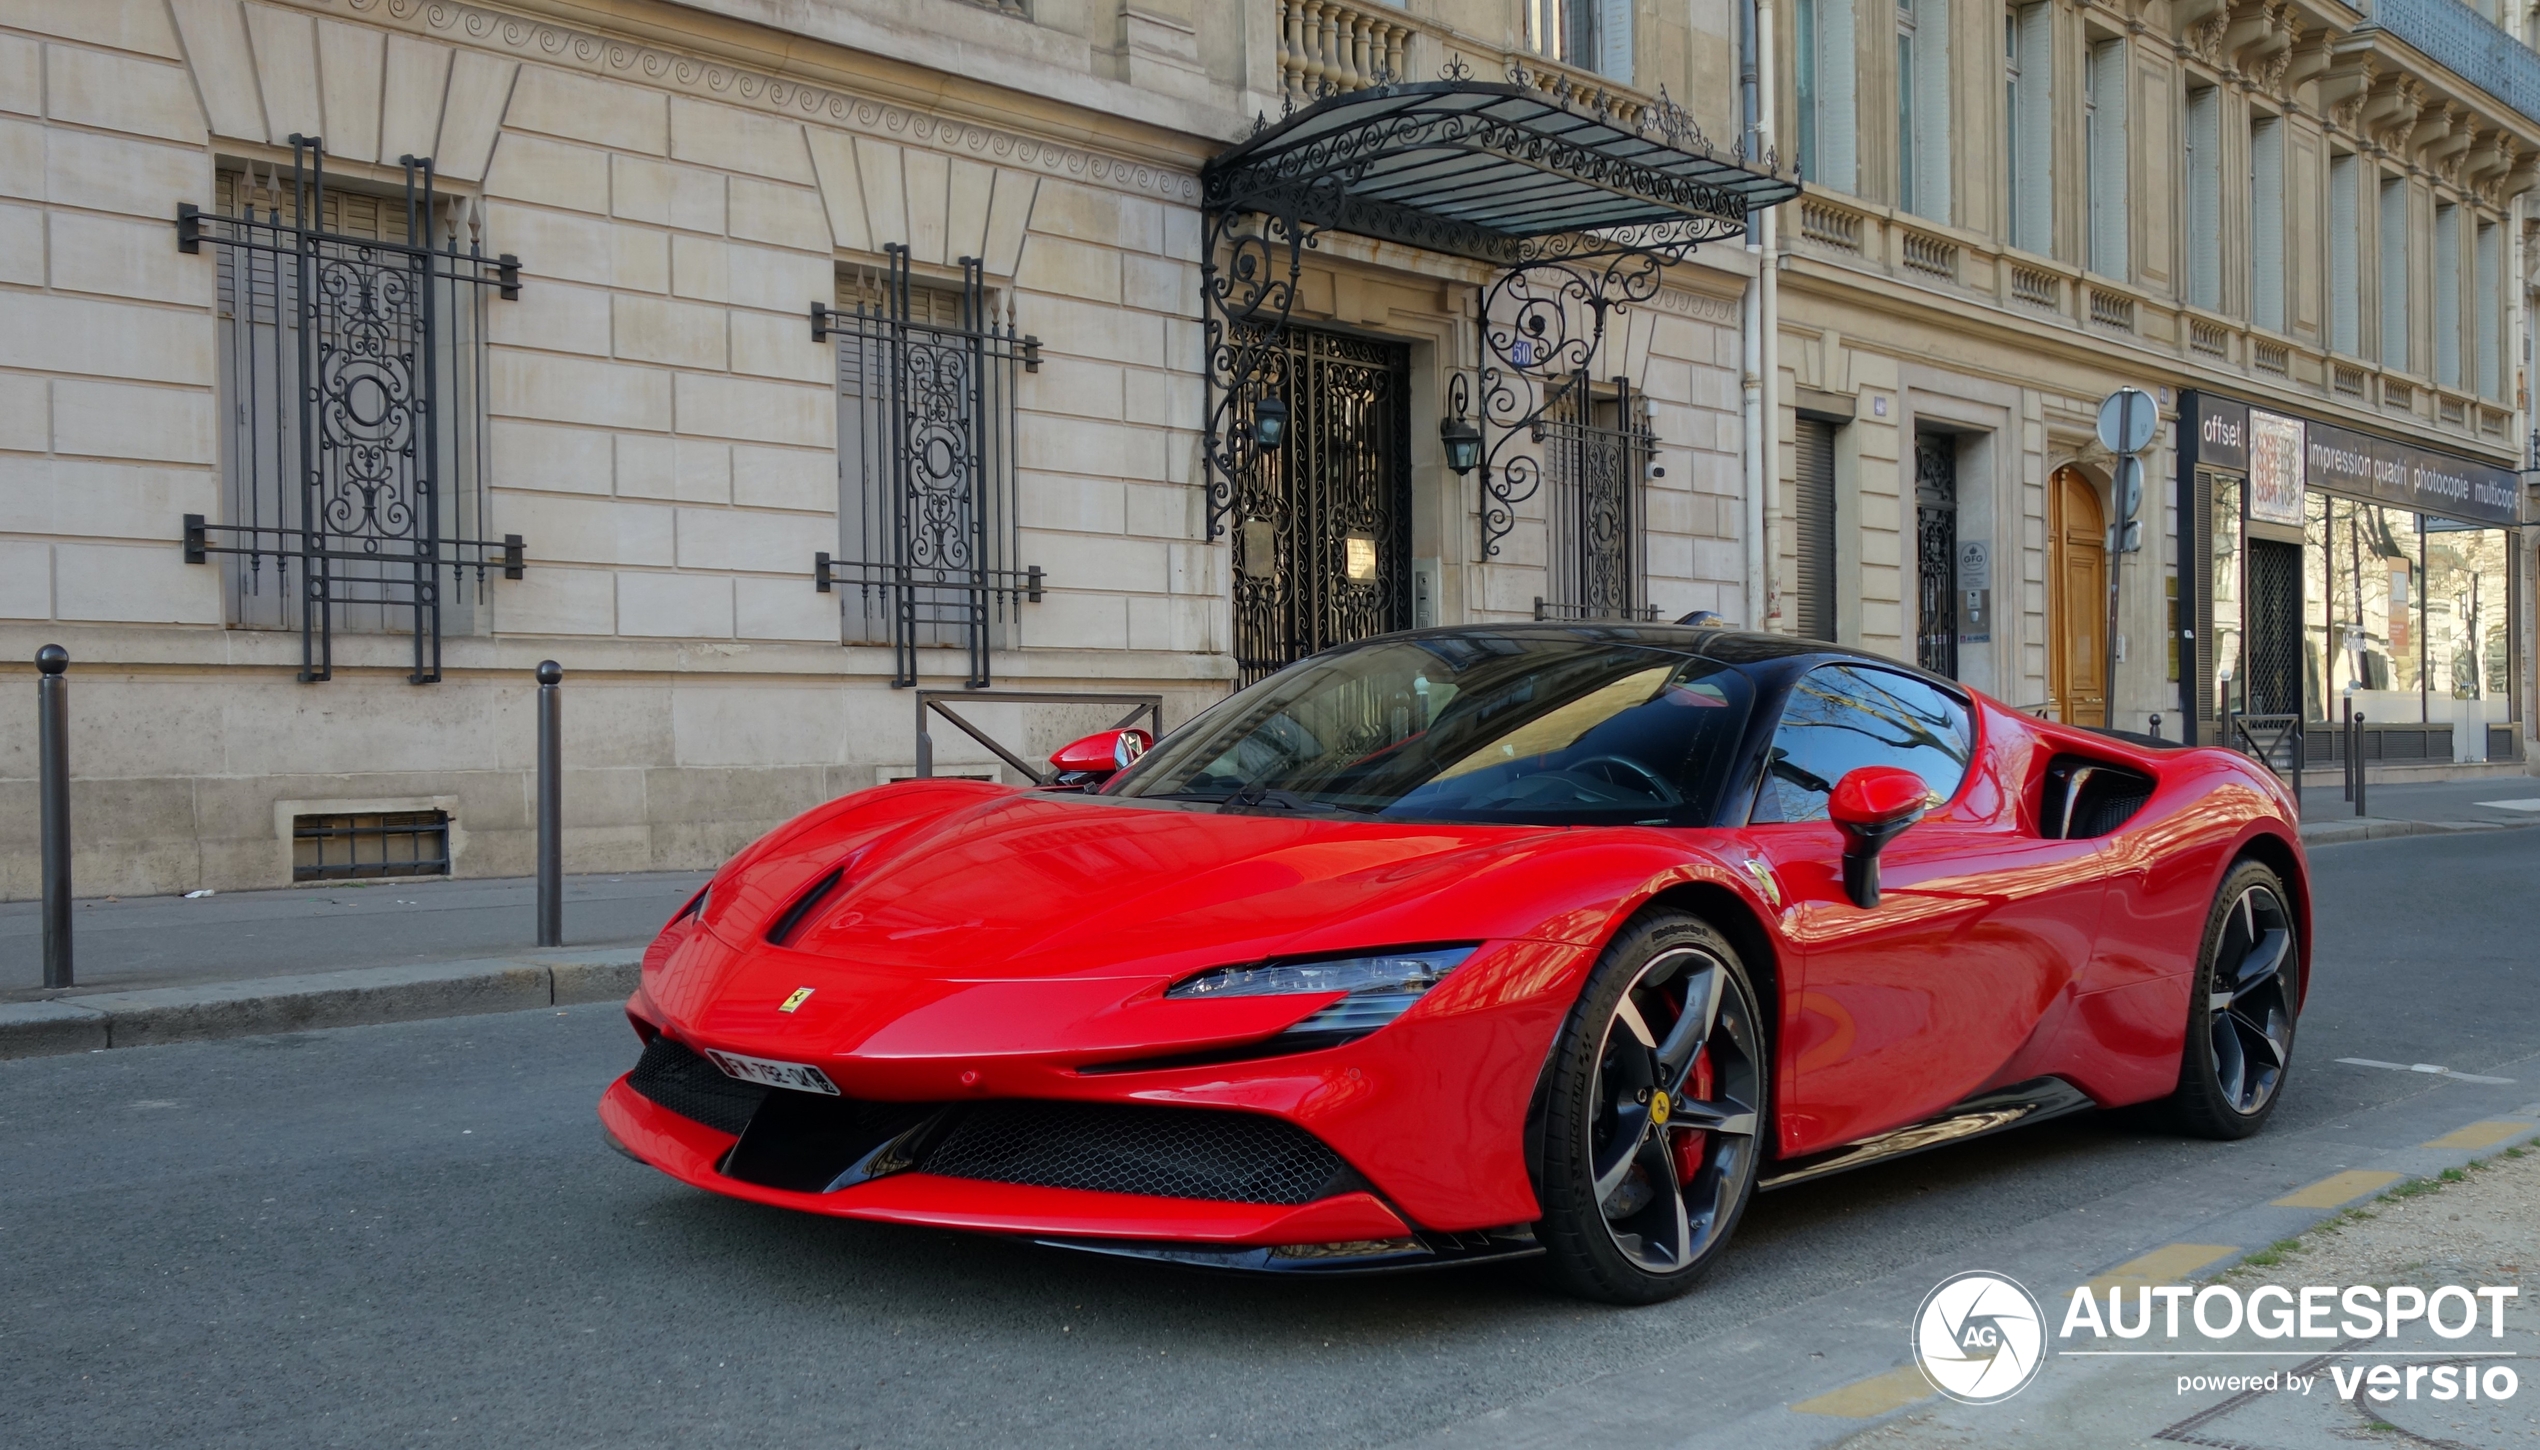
[2042,756,2155,840]
[921,1101,1350,1205]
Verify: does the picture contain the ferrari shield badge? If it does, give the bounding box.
[778,987,814,1014]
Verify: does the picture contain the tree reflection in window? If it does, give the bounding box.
[1750,664,1973,823]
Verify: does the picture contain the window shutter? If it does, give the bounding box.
[2013,3,2052,253]
[2476,219,2502,399]
[1911,0,1952,224]
[2186,87,2221,310]
[2380,176,2409,372]
[2250,117,2284,333]
[1793,419,1839,642]
[2086,39,2128,278]
[1598,0,1633,82]
[2329,154,2360,355]
[2434,203,2461,388]
[1819,0,1859,194]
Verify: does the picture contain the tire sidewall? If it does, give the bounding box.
[2173,859,2300,1137]
[1533,910,1767,1304]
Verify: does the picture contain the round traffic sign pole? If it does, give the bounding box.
[2097,387,2158,456]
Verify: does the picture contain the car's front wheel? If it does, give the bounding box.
[2165,859,2300,1139]
[1533,911,1767,1304]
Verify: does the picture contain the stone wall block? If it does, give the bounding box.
[375,33,449,163]
[490,419,611,497]
[1015,411,1164,481]
[44,129,206,221]
[494,489,671,566]
[485,277,609,357]
[732,445,830,513]
[730,309,832,385]
[314,18,384,162]
[669,233,728,302]
[613,294,728,371]
[507,65,666,155]
[1020,360,1124,422]
[735,576,834,641]
[668,98,812,184]
[52,541,218,623]
[614,433,673,499]
[1029,179,1121,248]
[616,570,733,638]
[47,210,207,302]
[490,563,614,634]
[725,244,830,315]
[484,203,610,286]
[488,349,669,431]
[612,227,667,292]
[1121,254,1193,316]
[0,117,35,199]
[852,136,909,254]
[668,692,846,770]
[484,133,610,215]
[946,157,994,265]
[612,156,723,232]
[1027,589,1128,650]
[53,380,214,463]
[671,373,831,448]
[10,0,186,55]
[0,201,37,286]
[803,127,867,252]
[0,539,49,619]
[434,49,517,182]
[727,177,826,253]
[904,148,949,265]
[673,439,730,504]
[45,47,204,146]
[1013,294,1161,368]
[674,504,819,573]
[1017,234,1119,305]
[15,459,214,538]
[982,168,1036,276]
[0,372,43,450]
[1017,468,1127,533]
[0,36,31,117]
[241,3,319,143]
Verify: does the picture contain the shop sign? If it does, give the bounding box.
[2186,394,2247,472]
[2301,420,2520,527]
[2247,411,2305,526]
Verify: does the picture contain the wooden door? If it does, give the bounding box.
[2050,466,2109,726]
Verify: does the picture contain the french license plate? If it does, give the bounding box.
[702,1048,839,1096]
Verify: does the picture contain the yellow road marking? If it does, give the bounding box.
[2422,1120,2530,1150]
[2272,1169,2403,1208]
[2084,1243,2237,1295]
[1791,1365,1933,1418]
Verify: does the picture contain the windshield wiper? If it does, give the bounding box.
[1215,781,1352,816]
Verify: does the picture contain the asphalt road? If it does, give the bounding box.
[2,828,2533,1450]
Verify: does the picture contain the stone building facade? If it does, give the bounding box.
[1764,0,2540,771]
[0,0,1763,897]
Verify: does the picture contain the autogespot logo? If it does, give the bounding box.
[1913,1271,2049,1404]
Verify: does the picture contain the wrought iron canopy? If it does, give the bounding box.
[1202,80,1798,265]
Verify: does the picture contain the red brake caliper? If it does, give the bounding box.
[1670,1047,1712,1183]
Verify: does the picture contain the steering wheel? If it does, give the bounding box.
[1564,754,1682,805]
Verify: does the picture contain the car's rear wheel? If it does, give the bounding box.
[1533,911,1766,1304]
[2165,860,2299,1139]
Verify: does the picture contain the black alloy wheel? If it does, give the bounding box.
[1535,912,1766,1303]
[2167,859,2300,1139]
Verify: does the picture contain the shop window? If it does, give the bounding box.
[2324,500,2423,722]
[2425,521,2516,758]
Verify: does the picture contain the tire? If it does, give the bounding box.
[2165,859,2300,1140]
[1533,911,1768,1304]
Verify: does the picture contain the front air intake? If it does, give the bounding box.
[626,1035,767,1136]
[918,1101,1351,1206]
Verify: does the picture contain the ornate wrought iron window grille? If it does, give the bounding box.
[1913,432,1959,678]
[1199,68,1795,597]
[177,137,521,684]
[1533,377,1653,621]
[816,245,1040,689]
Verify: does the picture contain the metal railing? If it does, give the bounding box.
[2227,711,2304,817]
[916,690,1165,786]
[2363,0,2540,126]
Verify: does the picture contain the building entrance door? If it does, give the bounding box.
[1229,327,1412,684]
[1913,433,1959,677]
[2049,466,2108,726]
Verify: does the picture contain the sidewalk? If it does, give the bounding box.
[0,870,705,1058]
[2294,771,2540,846]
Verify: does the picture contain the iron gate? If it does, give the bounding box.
[821,246,1038,689]
[178,138,521,683]
[2244,537,2305,716]
[1230,328,1412,684]
[1536,380,1651,622]
[1914,432,1959,677]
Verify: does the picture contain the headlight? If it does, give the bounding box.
[1168,947,1476,1044]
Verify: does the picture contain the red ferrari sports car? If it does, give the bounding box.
[601,625,2308,1303]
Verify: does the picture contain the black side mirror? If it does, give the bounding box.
[1829,766,1931,908]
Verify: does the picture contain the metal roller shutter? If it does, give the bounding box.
[1793,418,1838,642]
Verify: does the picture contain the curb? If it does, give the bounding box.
[0,948,644,1061]
[2296,816,2531,846]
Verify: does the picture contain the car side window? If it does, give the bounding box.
[1749,664,1974,824]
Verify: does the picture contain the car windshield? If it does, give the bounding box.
[1109,635,1756,826]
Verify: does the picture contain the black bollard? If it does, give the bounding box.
[36,645,71,987]
[536,660,563,947]
[2351,709,2366,819]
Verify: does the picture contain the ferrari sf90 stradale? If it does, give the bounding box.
[602,625,2306,1302]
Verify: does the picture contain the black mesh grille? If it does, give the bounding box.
[920,1102,1346,1206]
[626,1035,767,1137]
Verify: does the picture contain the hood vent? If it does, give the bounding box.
[764,866,847,946]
